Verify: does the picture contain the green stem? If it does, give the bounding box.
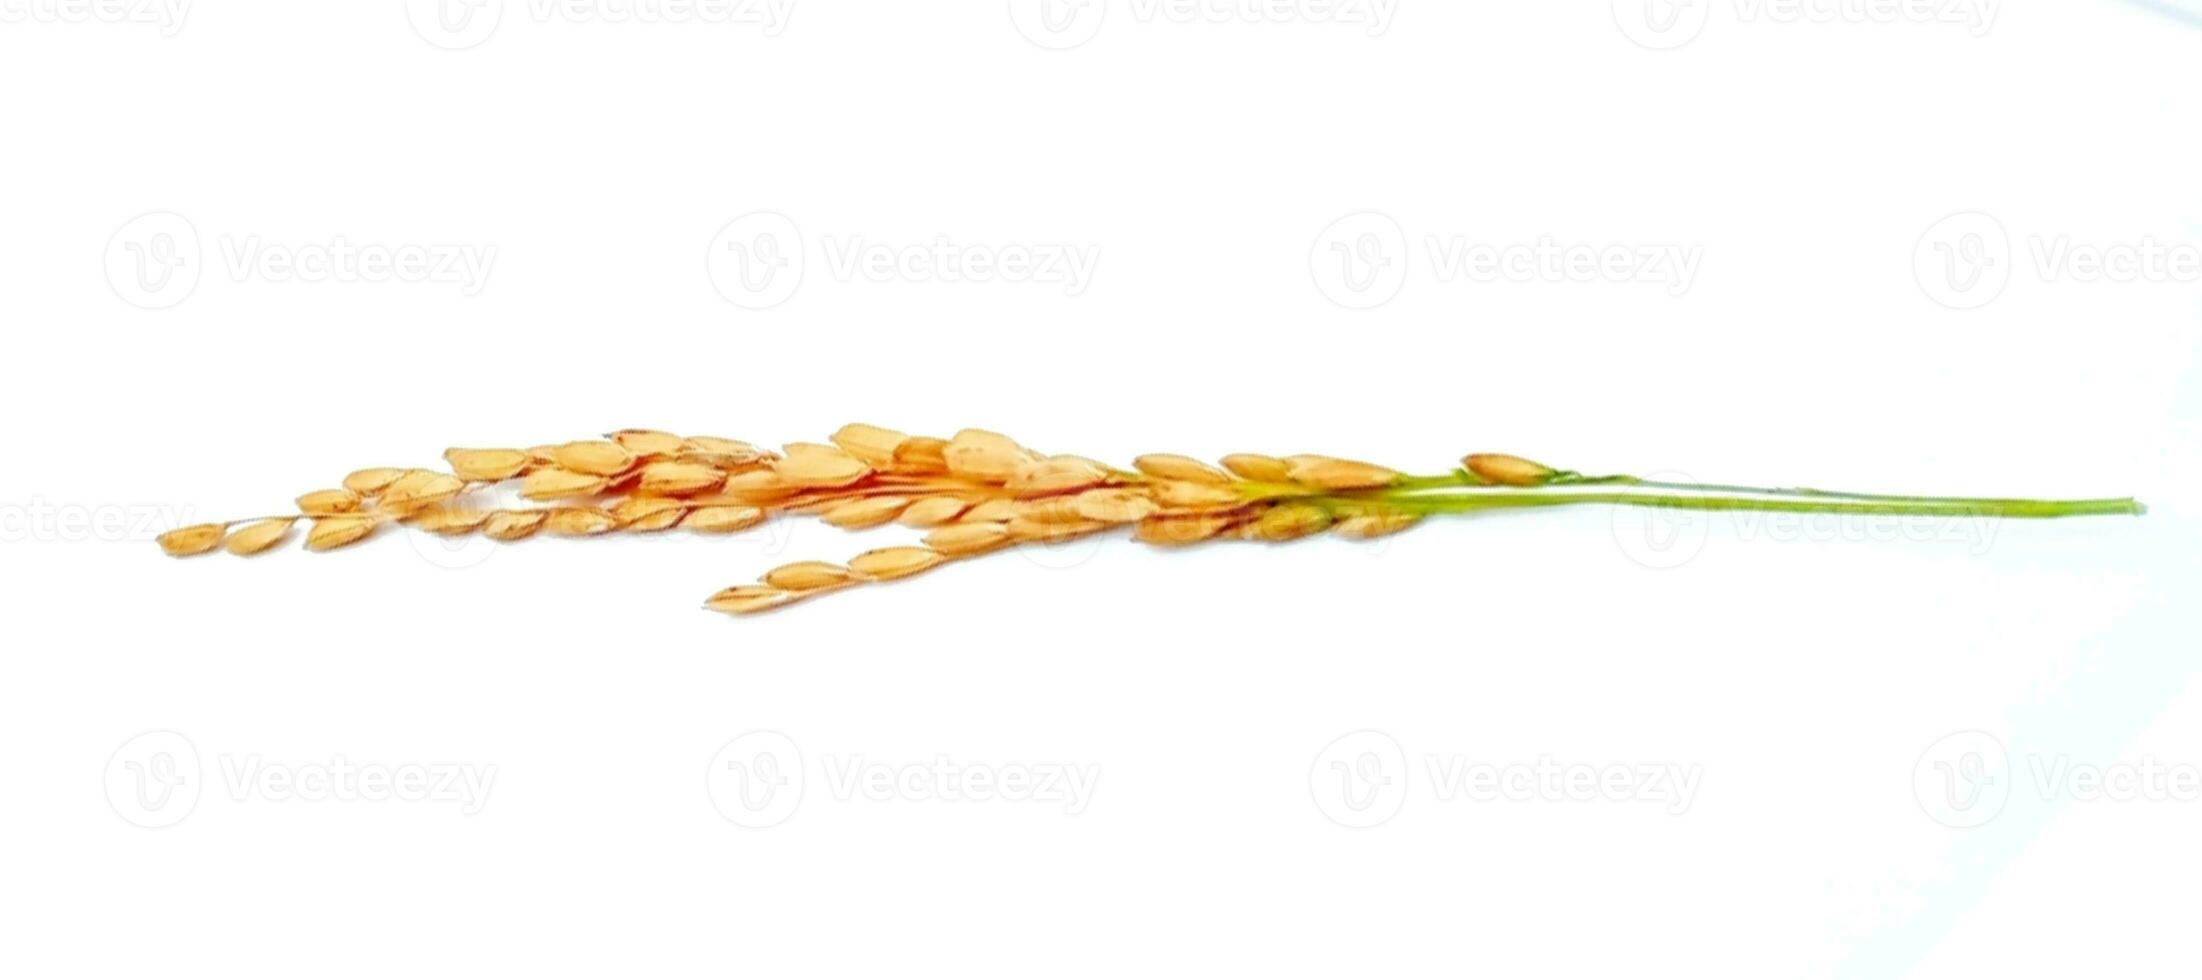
[1326,488,2142,520]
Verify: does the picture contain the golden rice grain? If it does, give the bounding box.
[945,428,1035,482]
[296,488,363,514]
[829,423,909,466]
[1008,515,1109,541]
[1220,454,1292,483]
[1335,511,1422,538]
[1253,502,1332,541]
[890,436,950,475]
[482,510,548,541]
[847,546,944,580]
[223,517,295,555]
[786,496,847,516]
[718,470,797,502]
[1072,487,1160,523]
[638,461,726,496]
[924,521,1012,556]
[157,522,227,557]
[1007,456,1109,497]
[612,497,687,528]
[1464,453,1556,487]
[611,429,689,457]
[409,507,492,535]
[960,498,1021,523]
[1134,511,1243,546]
[545,507,619,536]
[763,561,856,591]
[378,470,465,512]
[1015,496,1094,524]
[1152,480,1243,509]
[897,495,971,527]
[1285,456,1399,490]
[341,467,408,495]
[305,515,376,551]
[705,585,801,615]
[681,505,766,533]
[1134,454,1233,484]
[773,445,871,488]
[443,448,532,482]
[521,467,610,500]
[552,440,636,476]
[683,436,768,467]
[822,495,912,529]
[626,508,687,532]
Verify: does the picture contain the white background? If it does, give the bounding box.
[4,1,2201,976]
